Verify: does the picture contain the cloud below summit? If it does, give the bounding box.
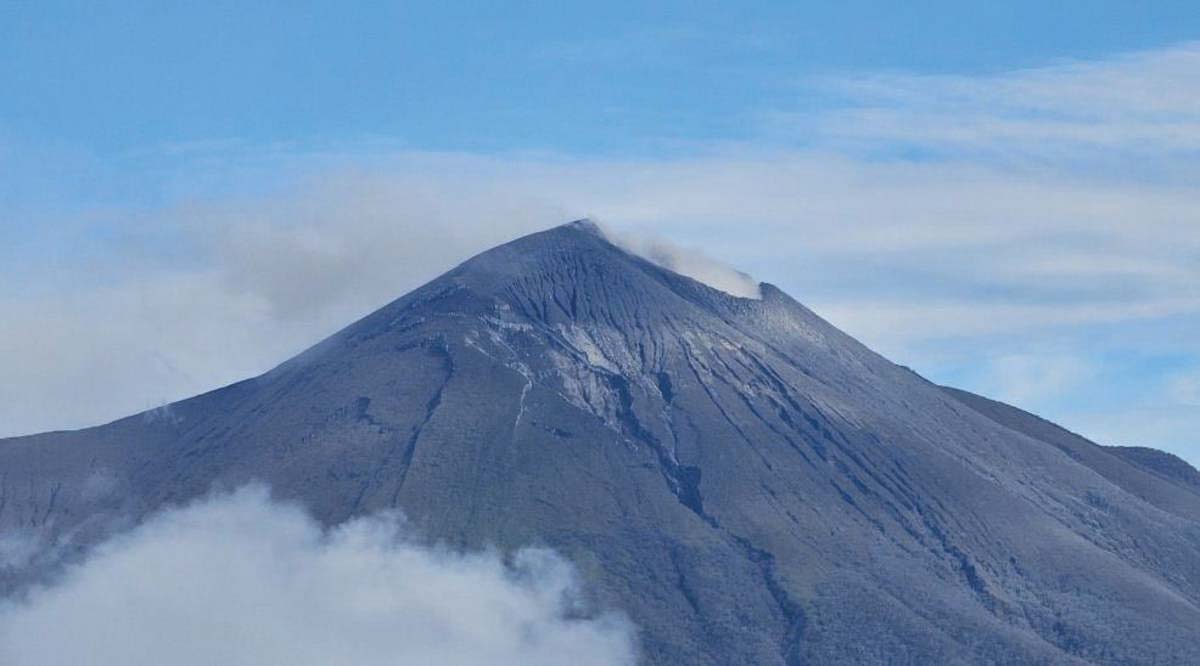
[0,487,637,666]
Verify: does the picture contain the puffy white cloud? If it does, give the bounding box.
[0,487,637,666]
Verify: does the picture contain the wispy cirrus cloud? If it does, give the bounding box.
[800,41,1200,164]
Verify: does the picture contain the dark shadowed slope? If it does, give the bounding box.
[3,221,1199,665]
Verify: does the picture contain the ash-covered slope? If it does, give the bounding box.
[3,221,1199,665]
[942,386,1200,522]
[1109,446,1200,494]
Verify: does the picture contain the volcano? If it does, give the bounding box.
[3,221,1198,664]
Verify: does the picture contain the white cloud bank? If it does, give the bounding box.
[0,487,637,666]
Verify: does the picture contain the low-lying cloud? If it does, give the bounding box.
[0,487,637,666]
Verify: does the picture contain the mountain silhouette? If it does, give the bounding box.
[2,221,1198,664]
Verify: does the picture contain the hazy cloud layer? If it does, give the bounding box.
[0,487,637,666]
[2,43,1198,464]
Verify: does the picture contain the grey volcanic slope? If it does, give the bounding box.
[2,221,1199,664]
[941,386,1200,522]
[1109,447,1200,494]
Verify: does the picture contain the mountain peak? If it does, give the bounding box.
[562,217,604,235]
[451,219,765,308]
[4,222,1199,665]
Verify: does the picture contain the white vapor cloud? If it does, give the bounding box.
[0,487,637,666]
[597,223,762,299]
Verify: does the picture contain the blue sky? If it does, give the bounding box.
[4,1,1200,157]
[2,2,1198,465]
